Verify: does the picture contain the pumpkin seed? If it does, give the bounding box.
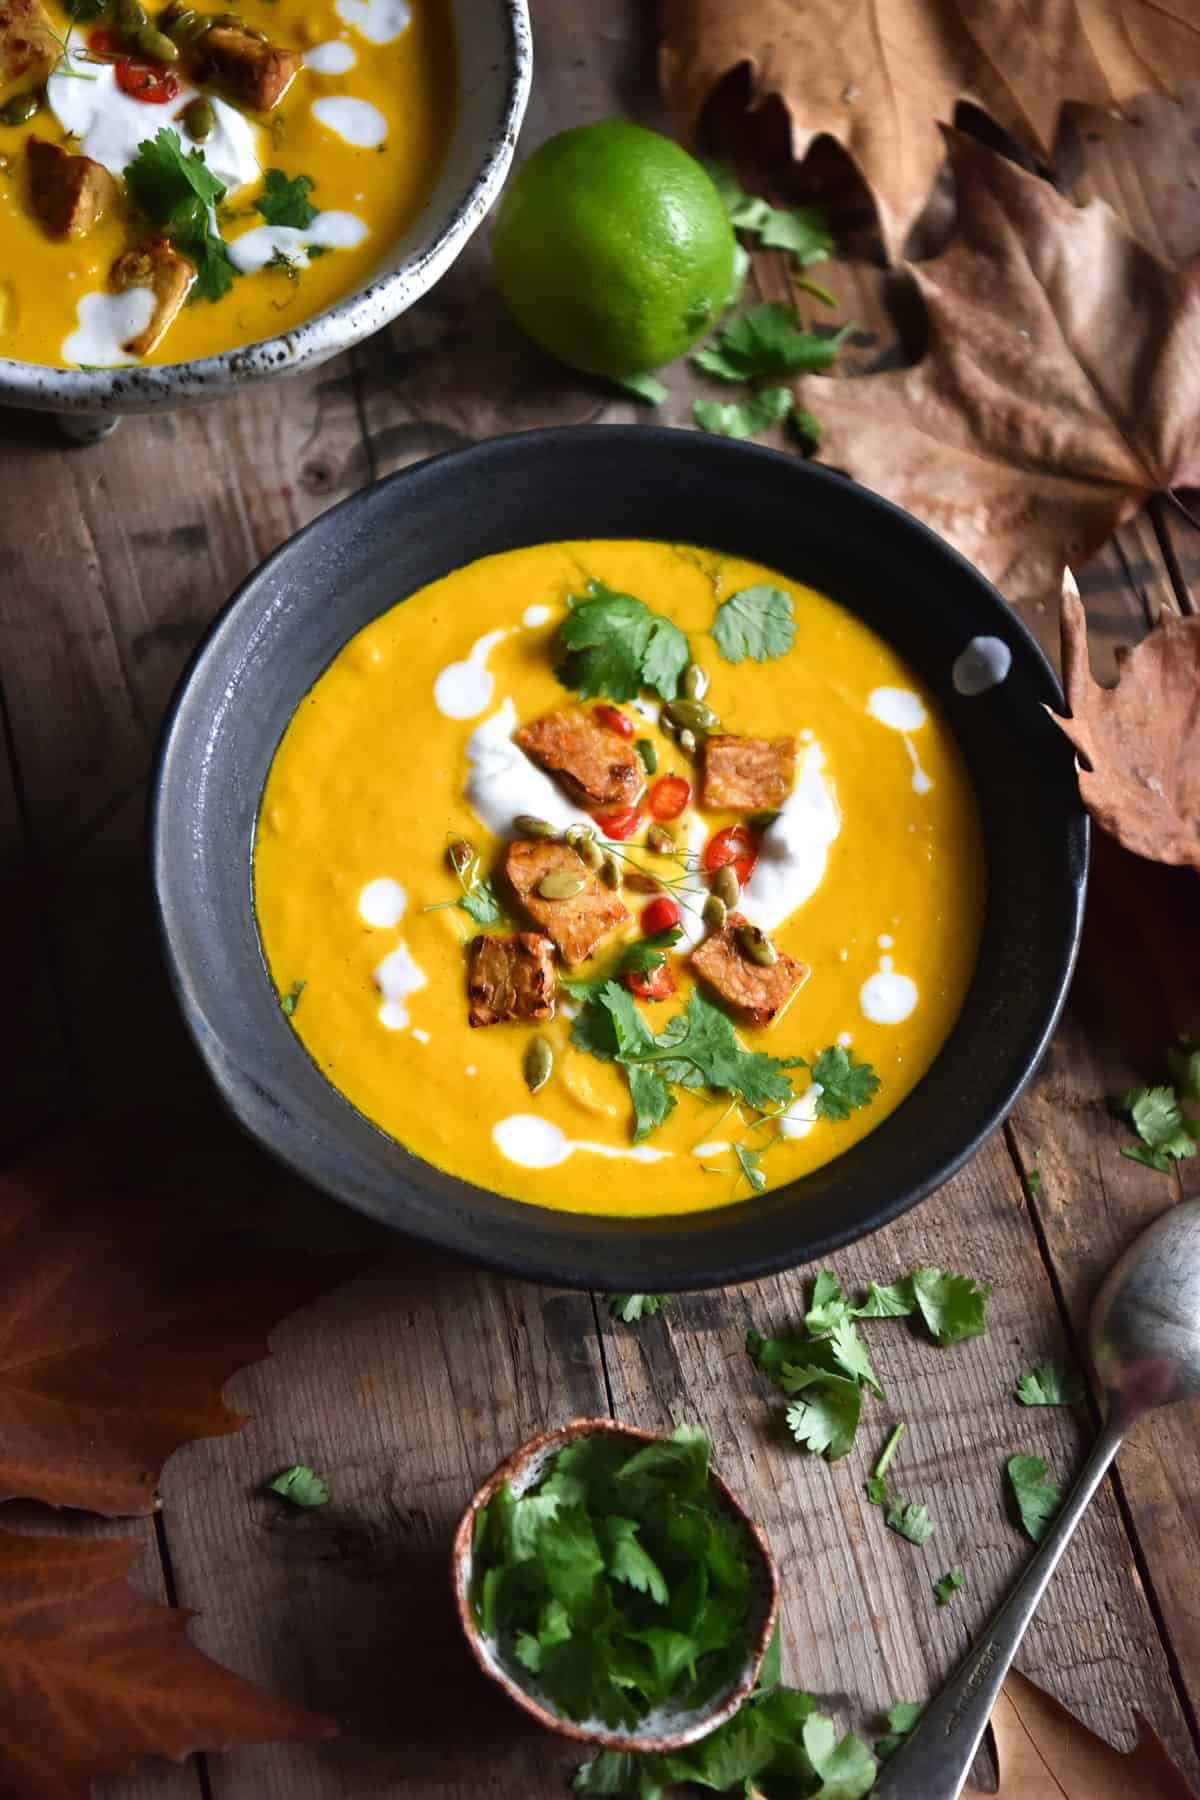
[134,22,180,57]
[446,837,473,875]
[523,1036,553,1095]
[737,922,778,967]
[575,836,604,870]
[0,90,39,124]
[181,95,215,140]
[116,0,148,32]
[166,7,212,42]
[682,661,709,701]
[537,870,585,900]
[623,872,662,895]
[646,824,674,855]
[599,853,622,889]
[703,893,727,931]
[678,727,697,757]
[664,697,718,735]
[712,864,740,909]
[515,813,558,840]
[659,712,678,740]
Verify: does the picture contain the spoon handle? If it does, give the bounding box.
[871,1414,1125,1800]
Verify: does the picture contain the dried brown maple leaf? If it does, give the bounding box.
[1050,581,1200,873]
[0,1119,367,1516]
[0,1527,335,1799]
[967,1667,1197,1797]
[659,0,1200,261]
[791,129,1200,613]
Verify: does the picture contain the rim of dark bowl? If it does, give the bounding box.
[149,425,1089,1290]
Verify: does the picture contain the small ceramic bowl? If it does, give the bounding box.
[450,1418,781,1754]
[0,0,531,424]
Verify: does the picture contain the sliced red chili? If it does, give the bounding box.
[590,804,642,841]
[641,896,681,936]
[623,963,677,1001]
[647,774,691,821]
[115,58,179,101]
[87,26,123,54]
[593,703,635,739]
[702,823,759,886]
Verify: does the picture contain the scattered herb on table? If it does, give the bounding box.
[607,1294,670,1323]
[710,583,797,664]
[933,1569,965,1607]
[693,304,853,382]
[1026,1165,1043,1196]
[280,980,305,1016]
[702,161,834,269]
[556,579,690,703]
[791,407,824,447]
[864,1422,905,1504]
[1006,1453,1063,1543]
[908,1268,990,1346]
[1118,1083,1198,1172]
[613,372,667,406]
[124,129,237,304]
[267,1464,329,1508]
[875,1699,923,1762]
[256,167,317,229]
[693,384,795,440]
[1015,1360,1084,1407]
[471,1425,758,1731]
[886,1498,934,1546]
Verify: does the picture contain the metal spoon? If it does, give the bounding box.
[873,1199,1200,1800]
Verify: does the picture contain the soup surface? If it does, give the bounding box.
[0,0,453,367]
[255,540,985,1217]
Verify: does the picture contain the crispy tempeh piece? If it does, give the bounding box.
[515,708,642,808]
[505,839,629,966]
[690,911,808,1028]
[702,735,796,813]
[0,0,53,83]
[26,138,120,240]
[467,932,557,1028]
[110,237,196,356]
[198,25,301,110]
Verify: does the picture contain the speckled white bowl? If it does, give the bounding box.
[451,1418,780,1754]
[0,0,530,418]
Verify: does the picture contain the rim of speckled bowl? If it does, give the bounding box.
[0,0,531,415]
[450,1417,781,1754]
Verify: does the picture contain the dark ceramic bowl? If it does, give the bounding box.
[150,426,1087,1288]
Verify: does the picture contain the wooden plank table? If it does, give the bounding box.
[3,4,1199,1794]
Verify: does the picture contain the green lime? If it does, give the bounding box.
[491,119,738,379]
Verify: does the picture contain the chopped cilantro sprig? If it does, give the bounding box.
[124,129,237,304]
[256,167,317,229]
[556,579,690,703]
[693,303,853,383]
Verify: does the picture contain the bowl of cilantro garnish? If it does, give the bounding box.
[452,1418,779,1751]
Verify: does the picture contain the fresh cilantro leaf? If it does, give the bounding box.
[607,1293,670,1322]
[267,1463,328,1507]
[557,580,690,703]
[617,1424,711,1504]
[601,1516,669,1605]
[870,1422,906,1485]
[933,1568,965,1607]
[805,1271,850,1336]
[635,737,658,775]
[124,129,236,306]
[912,1267,989,1345]
[746,1326,814,1380]
[266,245,301,282]
[1026,1166,1043,1196]
[885,1497,933,1545]
[791,405,824,448]
[758,1622,781,1691]
[864,1477,888,1506]
[256,167,317,229]
[613,372,667,406]
[1006,1453,1063,1543]
[875,1700,922,1762]
[515,1631,543,1672]
[806,1046,881,1120]
[458,876,505,926]
[853,1278,915,1318]
[828,1316,883,1396]
[1120,1084,1198,1171]
[280,979,305,1016]
[577,983,793,1143]
[574,1751,664,1798]
[781,1363,862,1460]
[802,1714,878,1797]
[560,928,682,1005]
[1015,1360,1084,1406]
[693,304,850,382]
[701,160,834,267]
[734,1142,766,1193]
[710,583,796,665]
[693,385,794,440]
[1167,1039,1200,1103]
